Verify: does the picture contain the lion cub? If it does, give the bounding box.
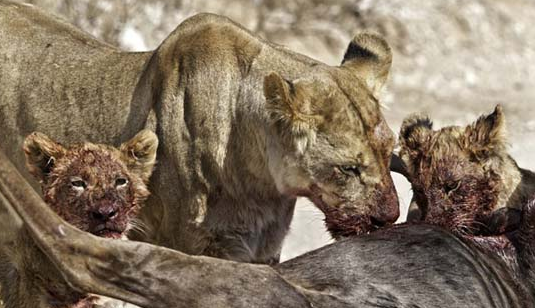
[0,130,157,308]
[398,105,535,235]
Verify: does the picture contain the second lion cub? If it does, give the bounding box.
[399,105,535,233]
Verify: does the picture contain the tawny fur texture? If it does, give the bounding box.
[399,105,535,235]
[0,130,157,308]
[0,2,399,262]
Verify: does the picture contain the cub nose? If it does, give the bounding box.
[90,207,118,222]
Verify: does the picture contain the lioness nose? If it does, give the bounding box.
[90,207,118,222]
[371,208,399,227]
[372,175,400,226]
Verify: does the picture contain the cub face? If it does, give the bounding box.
[399,106,514,235]
[23,130,158,239]
[264,33,399,237]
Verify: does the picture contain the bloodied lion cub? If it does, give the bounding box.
[0,130,157,308]
[399,105,535,235]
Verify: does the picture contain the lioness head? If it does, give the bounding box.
[264,33,399,238]
[23,130,158,239]
[399,106,519,235]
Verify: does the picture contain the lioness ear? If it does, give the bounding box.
[399,114,433,163]
[23,132,66,181]
[464,105,506,160]
[263,72,317,153]
[341,32,392,96]
[264,72,292,107]
[120,130,159,183]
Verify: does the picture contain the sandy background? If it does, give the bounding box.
[15,0,535,260]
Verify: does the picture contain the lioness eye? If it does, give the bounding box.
[71,180,87,189]
[115,178,128,187]
[338,165,361,177]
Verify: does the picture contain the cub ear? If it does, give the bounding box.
[120,129,159,183]
[341,32,392,96]
[263,72,318,153]
[464,105,506,160]
[399,114,433,162]
[23,132,66,181]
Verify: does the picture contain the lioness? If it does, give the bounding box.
[0,2,398,262]
[0,130,157,308]
[0,152,531,308]
[399,105,535,229]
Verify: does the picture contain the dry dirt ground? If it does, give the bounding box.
[14,0,535,260]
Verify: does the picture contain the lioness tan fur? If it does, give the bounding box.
[0,130,157,308]
[0,1,398,262]
[399,106,535,230]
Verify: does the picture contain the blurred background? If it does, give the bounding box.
[16,0,535,260]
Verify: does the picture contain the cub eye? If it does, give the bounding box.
[444,180,461,194]
[71,179,87,189]
[115,178,128,187]
[338,165,361,177]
